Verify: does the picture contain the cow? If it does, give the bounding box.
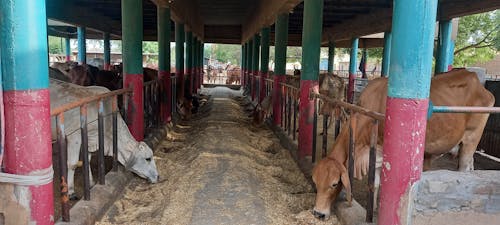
[226,66,241,85]
[252,95,273,125]
[51,61,78,77]
[311,69,495,219]
[318,73,347,134]
[50,79,159,198]
[49,67,71,83]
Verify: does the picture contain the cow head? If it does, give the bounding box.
[127,142,159,183]
[319,74,345,116]
[311,157,351,220]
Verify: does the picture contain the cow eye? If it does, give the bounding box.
[331,183,338,188]
[146,157,152,162]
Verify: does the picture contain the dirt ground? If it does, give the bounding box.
[97,87,338,225]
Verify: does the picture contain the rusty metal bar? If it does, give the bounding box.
[80,105,90,201]
[112,96,118,172]
[310,92,385,121]
[56,114,70,222]
[51,88,133,116]
[366,119,379,222]
[348,114,356,201]
[144,84,150,128]
[284,87,288,131]
[334,116,341,139]
[281,85,285,128]
[293,96,297,141]
[287,88,292,135]
[123,93,129,123]
[97,100,105,185]
[432,106,500,114]
[312,98,318,163]
[322,114,329,158]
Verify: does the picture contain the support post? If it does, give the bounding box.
[65,37,71,62]
[377,0,438,224]
[122,0,144,140]
[104,32,111,70]
[273,13,289,126]
[200,42,204,89]
[435,19,454,73]
[1,0,54,223]
[381,31,392,77]
[77,26,86,64]
[175,23,185,99]
[260,27,270,103]
[299,0,323,159]
[158,5,171,123]
[347,38,359,103]
[252,34,260,101]
[241,44,246,86]
[185,31,193,95]
[248,39,254,92]
[361,43,368,78]
[327,41,335,74]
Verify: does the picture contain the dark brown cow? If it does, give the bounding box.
[311,69,495,219]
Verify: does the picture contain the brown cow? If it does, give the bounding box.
[226,66,241,85]
[311,69,494,219]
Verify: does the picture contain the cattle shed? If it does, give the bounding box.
[1,0,500,225]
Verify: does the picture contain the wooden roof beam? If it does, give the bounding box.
[242,0,302,43]
[152,0,204,39]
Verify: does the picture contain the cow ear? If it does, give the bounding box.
[341,168,352,206]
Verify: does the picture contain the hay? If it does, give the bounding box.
[98,93,334,225]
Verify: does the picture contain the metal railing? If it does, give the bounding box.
[51,87,132,222]
[144,79,161,129]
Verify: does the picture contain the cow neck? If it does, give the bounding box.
[328,121,350,165]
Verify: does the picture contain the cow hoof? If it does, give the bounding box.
[69,193,80,201]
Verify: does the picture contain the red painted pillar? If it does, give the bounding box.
[260,27,270,103]
[122,0,144,140]
[273,13,288,126]
[347,38,358,103]
[158,5,171,123]
[377,0,438,224]
[252,35,260,101]
[175,23,185,99]
[186,31,193,95]
[1,1,54,224]
[299,0,323,159]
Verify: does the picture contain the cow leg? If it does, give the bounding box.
[67,139,81,200]
[458,114,490,171]
[88,154,96,187]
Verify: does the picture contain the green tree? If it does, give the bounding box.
[205,44,241,64]
[143,41,159,53]
[454,10,499,66]
[48,36,64,54]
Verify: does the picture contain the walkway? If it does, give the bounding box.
[98,87,337,225]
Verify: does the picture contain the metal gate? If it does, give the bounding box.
[479,80,500,157]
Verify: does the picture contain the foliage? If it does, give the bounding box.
[143,41,159,54]
[48,36,65,54]
[454,10,499,66]
[205,44,241,64]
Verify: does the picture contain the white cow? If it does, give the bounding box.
[50,79,159,197]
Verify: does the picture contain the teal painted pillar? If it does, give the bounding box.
[186,31,193,95]
[361,42,368,78]
[1,1,54,223]
[252,34,260,101]
[377,0,438,224]
[175,23,185,98]
[77,26,86,64]
[299,0,324,159]
[104,32,111,70]
[122,0,144,140]
[65,37,71,62]
[347,38,359,103]
[260,27,270,102]
[327,41,335,74]
[435,20,453,73]
[200,42,204,89]
[382,31,392,77]
[273,13,289,126]
[247,39,254,92]
[158,6,171,123]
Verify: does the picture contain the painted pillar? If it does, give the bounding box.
[347,38,358,103]
[260,27,270,103]
[240,44,247,87]
[361,43,368,78]
[435,19,453,73]
[65,37,71,62]
[248,39,254,92]
[381,31,392,77]
[104,32,111,70]
[158,6,171,123]
[273,13,289,126]
[327,41,335,74]
[252,34,260,101]
[175,23,185,98]
[195,39,200,92]
[299,0,323,159]
[1,1,54,224]
[185,31,193,95]
[122,0,144,140]
[77,26,86,64]
[200,42,204,89]
[377,0,438,224]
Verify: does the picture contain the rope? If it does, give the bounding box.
[0,167,53,186]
